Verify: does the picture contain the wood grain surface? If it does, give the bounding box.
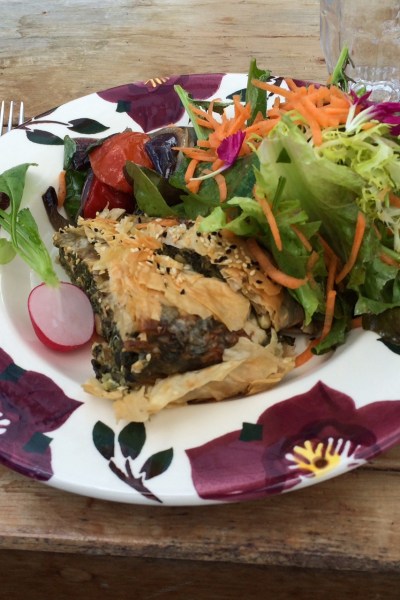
[1,447,400,598]
[1,1,400,598]
[1,446,400,571]
[2,550,400,600]
[1,0,327,117]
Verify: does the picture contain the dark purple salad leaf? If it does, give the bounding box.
[350,90,400,135]
[42,186,72,230]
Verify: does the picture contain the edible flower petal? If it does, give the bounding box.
[347,91,400,135]
[217,130,246,166]
[191,130,246,182]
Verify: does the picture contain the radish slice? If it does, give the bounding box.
[28,282,95,351]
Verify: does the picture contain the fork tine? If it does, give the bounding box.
[0,101,4,136]
[18,101,24,125]
[0,101,24,136]
[7,101,14,133]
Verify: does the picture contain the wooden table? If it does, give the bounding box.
[1,2,400,598]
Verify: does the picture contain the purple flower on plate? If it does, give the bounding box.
[0,348,82,480]
[186,381,400,502]
[97,73,225,132]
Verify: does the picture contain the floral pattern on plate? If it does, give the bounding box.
[92,420,173,503]
[0,349,81,480]
[97,73,225,132]
[187,381,400,502]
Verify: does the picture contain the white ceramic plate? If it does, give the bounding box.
[1,73,400,506]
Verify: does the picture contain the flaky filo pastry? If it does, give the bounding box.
[54,209,302,421]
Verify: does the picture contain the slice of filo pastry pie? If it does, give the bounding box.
[53,209,301,421]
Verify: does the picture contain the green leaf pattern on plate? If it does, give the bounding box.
[93,420,173,503]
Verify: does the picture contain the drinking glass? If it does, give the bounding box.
[320,0,400,101]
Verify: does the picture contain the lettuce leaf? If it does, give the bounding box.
[0,164,59,286]
[256,118,365,260]
[201,113,400,347]
[245,58,271,125]
[200,192,326,325]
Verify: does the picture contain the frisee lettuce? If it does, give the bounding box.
[256,117,400,314]
[317,122,400,251]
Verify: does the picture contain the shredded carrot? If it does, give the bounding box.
[185,159,199,183]
[251,78,352,146]
[379,251,400,268]
[306,250,320,287]
[284,78,297,92]
[179,76,359,204]
[321,290,337,339]
[351,316,363,329]
[326,254,338,294]
[296,241,340,368]
[197,139,212,148]
[178,96,265,201]
[295,339,319,367]
[58,170,67,208]
[177,148,216,162]
[186,179,202,194]
[254,191,282,251]
[243,117,279,136]
[214,173,227,203]
[295,211,364,368]
[195,119,215,130]
[389,193,400,209]
[318,234,341,268]
[295,289,337,367]
[211,158,225,172]
[335,212,367,283]
[291,224,313,252]
[191,105,220,129]
[360,122,378,131]
[373,223,382,240]
[246,238,307,289]
[251,80,292,99]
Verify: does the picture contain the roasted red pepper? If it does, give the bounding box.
[82,175,135,219]
[89,131,153,193]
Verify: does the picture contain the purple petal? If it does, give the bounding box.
[370,104,400,135]
[186,381,400,502]
[0,348,82,481]
[217,130,246,166]
[352,92,400,133]
[98,73,224,133]
[351,90,373,108]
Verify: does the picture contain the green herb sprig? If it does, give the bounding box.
[0,163,59,287]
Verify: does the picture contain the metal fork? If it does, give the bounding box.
[0,101,25,136]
